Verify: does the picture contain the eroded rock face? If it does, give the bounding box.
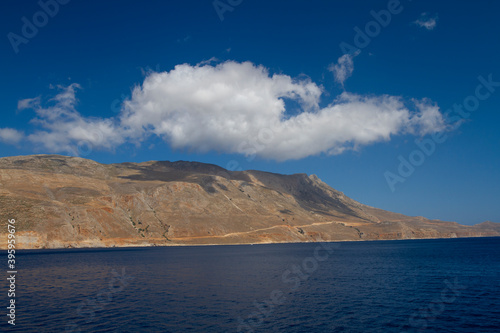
[0,155,499,249]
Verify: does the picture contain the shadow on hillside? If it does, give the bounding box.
[116,161,252,193]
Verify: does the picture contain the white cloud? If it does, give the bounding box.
[414,13,438,30]
[328,51,360,87]
[0,128,24,144]
[10,60,446,161]
[121,61,445,160]
[407,99,446,135]
[17,97,40,110]
[21,83,124,155]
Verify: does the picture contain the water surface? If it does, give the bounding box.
[5,237,500,332]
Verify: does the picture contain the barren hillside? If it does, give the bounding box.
[0,155,498,249]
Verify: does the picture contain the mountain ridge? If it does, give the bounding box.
[1,154,498,249]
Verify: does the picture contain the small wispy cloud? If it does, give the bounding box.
[0,128,24,144]
[176,35,191,43]
[197,57,219,66]
[414,13,438,30]
[17,96,40,110]
[328,50,360,88]
[19,83,124,155]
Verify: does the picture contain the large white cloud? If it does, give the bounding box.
[121,61,445,160]
[120,61,323,156]
[9,60,446,161]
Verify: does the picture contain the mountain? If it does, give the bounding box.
[0,155,499,249]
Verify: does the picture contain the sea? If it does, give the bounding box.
[4,237,500,332]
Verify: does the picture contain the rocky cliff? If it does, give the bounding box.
[0,155,499,249]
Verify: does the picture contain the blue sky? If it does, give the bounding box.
[1,0,499,225]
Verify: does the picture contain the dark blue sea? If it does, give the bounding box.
[4,237,500,332]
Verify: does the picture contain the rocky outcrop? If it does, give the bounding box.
[0,155,499,249]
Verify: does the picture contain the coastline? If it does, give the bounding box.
[3,234,499,251]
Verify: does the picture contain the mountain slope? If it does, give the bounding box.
[0,155,498,249]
